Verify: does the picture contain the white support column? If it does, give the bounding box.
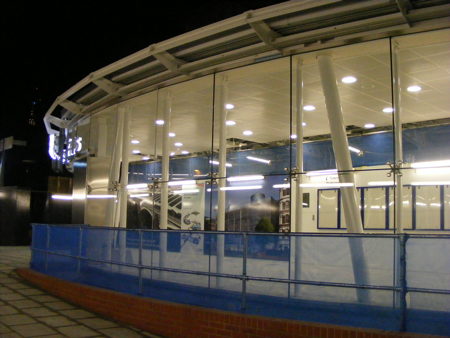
[159,91,171,280]
[392,42,403,233]
[160,91,171,231]
[109,109,124,228]
[119,108,130,229]
[317,54,369,303]
[294,59,304,296]
[216,76,228,288]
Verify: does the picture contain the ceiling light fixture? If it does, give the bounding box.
[174,142,183,147]
[243,130,253,136]
[226,120,236,126]
[168,180,196,186]
[168,132,176,137]
[407,85,422,93]
[364,123,375,129]
[300,183,354,188]
[181,150,189,155]
[227,175,264,182]
[411,160,450,168]
[131,139,140,144]
[290,134,297,139]
[142,156,150,161]
[132,150,141,154]
[225,103,235,110]
[342,76,357,84]
[220,185,262,191]
[209,160,232,167]
[155,119,165,125]
[383,107,394,113]
[303,105,316,111]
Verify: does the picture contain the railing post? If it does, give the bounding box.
[399,234,408,332]
[241,232,248,312]
[138,230,143,295]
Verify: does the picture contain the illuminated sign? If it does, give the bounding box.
[48,134,83,163]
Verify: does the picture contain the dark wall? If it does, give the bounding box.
[0,187,31,245]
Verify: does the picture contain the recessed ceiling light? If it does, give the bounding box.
[302,122,306,126]
[170,152,175,156]
[407,85,422,93]
[225,103,235,110]
[168,132,176,137]
[174,142,183,147]
[131,139,140,144]
[142,156,150,160]
[132,150,141,154]
[155,119,165,125]
[243,130,253,136]
[290,134,297,139]
[342,76,357,84]
[181,150,189,155]
[383,107,394,113]
[303,105,316,111]
[364,123,375,129]
[226,120,236,126]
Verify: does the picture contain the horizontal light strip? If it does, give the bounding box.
[348,146,362,154]
[306,169,337,176]
[172,189,200,194]
[168,180,196,186]
[227,175,264,182]
[273,184,290,188]
[51,194,73,200]
[246,156,271,164]
[368,181,395,186]
[411,181,450,186]
[300,183,354,188]
[127,183,148,190]
[411,160,450,168]
[130,193,150,198]
[209,160,232,167]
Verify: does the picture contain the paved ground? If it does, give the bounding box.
[0,246,160,338]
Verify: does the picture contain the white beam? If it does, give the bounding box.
[248,18,282,51]
[59,99,85,115]
[92,77,124,96]
[153,49,189,76]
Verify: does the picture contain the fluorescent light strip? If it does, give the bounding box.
[130,193,150,198]
[411,181,450,186]
[172,189,199,194]
[273,184,290,188]
[306,169,337,176]
[127,183,148,190]
[227,175,264,182]
[411,160,450,168]
[51,194,73,200]
[300,183,354,188]
[348,146,362,154]
[246,156,271,164]
[209,160,232,167]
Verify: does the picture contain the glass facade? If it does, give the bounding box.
[75,29,449,233]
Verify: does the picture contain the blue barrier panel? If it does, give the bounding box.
[30,225,450,336]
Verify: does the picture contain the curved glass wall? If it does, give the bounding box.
[80,29,450,234]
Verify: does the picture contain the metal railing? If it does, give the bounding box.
[30,224,450,336]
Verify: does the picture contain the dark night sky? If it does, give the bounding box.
[1,0,285,143]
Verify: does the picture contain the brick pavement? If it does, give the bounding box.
[0,246,160,338]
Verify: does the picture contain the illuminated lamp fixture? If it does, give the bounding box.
[142,156,150,160]
[300,183,354,188]
[131,139,140,144]
[383,107,394,113]
[303,105,316,111]
[51,194,73,200]
[243,130,253,136]
[127,183,148,190]
[220,185,262,191]
[226,120,236,126]
[174,142,183,147]
[290,134,297,139]
[407,85,422,93]
[209,160,232,167]
[132,150,141,154]
[364,123,375,129]
[411,160,450,168]
[168,132,176,137]
[170,152,175,156]
[168,180,196,186]
[181,150,189,155]
[225,103,235,110]
[348,146,363,156]
[341,76,357,84]
[155,119,165,125]
[86,194,116,199]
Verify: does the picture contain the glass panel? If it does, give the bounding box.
[415,185,441,230]
[213,57,291,177]
[48,226,80,256]
[445,186,450,230]
[394,30,450,233]
[86,106,119,226]
[363,187,389,230]
[318,189,338,229]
